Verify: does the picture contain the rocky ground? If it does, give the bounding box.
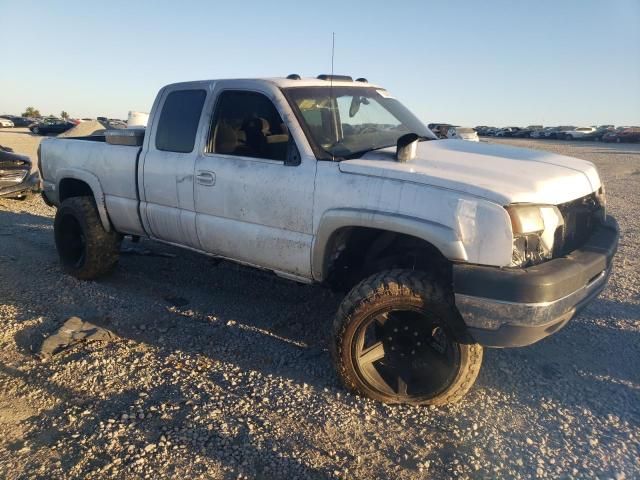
[0,129,638,479]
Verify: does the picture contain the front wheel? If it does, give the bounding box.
[54,196,122,279]
[332,269,483,405]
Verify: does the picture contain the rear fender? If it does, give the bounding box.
[56,168,111,231]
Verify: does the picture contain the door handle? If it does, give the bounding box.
[196,170,216,186]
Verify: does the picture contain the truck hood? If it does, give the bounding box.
[338,139,601,205]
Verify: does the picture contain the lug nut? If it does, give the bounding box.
[404,326,409,331]
[393,328,398,332]
[411,350,415,355]
[417,341,422,346]
[413,332,418,336]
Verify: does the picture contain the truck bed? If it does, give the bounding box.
[40,136,144,235]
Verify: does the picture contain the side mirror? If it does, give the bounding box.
[349,96,361,118]
[285,138,301,166]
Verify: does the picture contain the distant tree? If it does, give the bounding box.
[60,111,69,120]
[22,107,41,118]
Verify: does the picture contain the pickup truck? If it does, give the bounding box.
[39,75,619,405]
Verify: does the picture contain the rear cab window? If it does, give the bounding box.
[155,89,207,153]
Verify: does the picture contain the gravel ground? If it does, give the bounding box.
[0,129,638,479]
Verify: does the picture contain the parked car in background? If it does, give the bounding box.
[513,126,543,138]
[603,127,640,143]
[562,127,597,140]
[529,127,556,138]
[602,128,625,143]
[542,126,574,139]
[427,123,454,138]
[477,127,499,137]
[495,127,521,137]
[580,126,615,142]
[0,118,15,128]
[0,145,39,199]
[0,115,35,127]
[29,118,75,136]
[446,126,479,141]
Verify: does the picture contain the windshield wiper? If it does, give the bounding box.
[327,132,432,160]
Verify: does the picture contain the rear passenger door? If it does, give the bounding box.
[140,88,207,248]
[193,88,316,278]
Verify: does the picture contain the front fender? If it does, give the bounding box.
[311,208,467,281]
[55,168,111,232]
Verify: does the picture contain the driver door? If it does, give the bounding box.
[193,87,316,277]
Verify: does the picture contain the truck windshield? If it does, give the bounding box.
[283,86,434,160]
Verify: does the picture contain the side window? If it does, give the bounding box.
[207,91,289,161]
[155,89,206,153]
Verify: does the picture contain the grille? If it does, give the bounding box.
[553,193,603,256]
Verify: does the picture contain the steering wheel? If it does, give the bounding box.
[359,125,378,134]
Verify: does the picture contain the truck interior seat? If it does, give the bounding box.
[214,123,238,154]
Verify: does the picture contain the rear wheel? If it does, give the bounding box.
[332,269,483,405]
[54,196,121,279]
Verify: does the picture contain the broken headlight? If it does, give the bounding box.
[595,184,606,220]
[506,205,564,267]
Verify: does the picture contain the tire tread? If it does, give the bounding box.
[54,196,121,280]
[332,269,483,405]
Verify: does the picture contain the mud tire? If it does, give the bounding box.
[332,269,483,405]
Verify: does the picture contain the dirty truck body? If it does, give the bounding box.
[39,76,618,405]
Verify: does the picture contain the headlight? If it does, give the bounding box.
[506,205,564,267]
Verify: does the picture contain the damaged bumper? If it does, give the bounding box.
[0,147,40,198]
[0,171,40,198]
[453,216,619,347]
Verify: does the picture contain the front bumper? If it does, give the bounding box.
[453,216,619,347]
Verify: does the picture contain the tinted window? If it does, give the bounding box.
[207,91,289,161]
[155,89,206,153]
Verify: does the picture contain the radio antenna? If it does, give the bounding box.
[329,32,336,161]
[330,32,335,79]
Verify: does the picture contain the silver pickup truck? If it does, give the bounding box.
[39,75,618,405]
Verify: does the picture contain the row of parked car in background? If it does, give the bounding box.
[0,115,127,135]
[475,125,640,143]
[4,113,639,144]
[420,123,640,143]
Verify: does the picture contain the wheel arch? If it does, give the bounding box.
[56,169,111,232]
[312,208,467,283]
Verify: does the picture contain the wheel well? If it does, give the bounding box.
[58,178,93,203]
[324,227,452,292]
